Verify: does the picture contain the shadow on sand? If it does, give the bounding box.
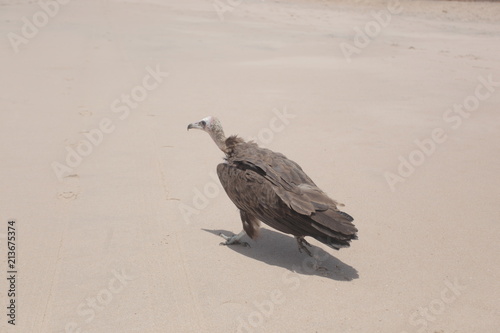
[202,228,358,281]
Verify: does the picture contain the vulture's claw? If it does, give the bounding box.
[219,231,250,248]
[219,241,251,248]
[296,236,313,257]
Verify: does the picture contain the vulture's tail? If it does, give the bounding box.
[310,209,358,250]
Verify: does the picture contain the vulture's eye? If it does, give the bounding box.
[200,120,206,127]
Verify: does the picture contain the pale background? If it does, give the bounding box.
[1,0,499,332]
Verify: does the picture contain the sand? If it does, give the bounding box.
[1,0,499,332]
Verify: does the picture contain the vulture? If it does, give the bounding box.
[187,116,357,256]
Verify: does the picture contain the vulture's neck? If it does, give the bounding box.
[209,127,228,154]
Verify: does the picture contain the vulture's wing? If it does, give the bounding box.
[230,142,343,215]
[217,162,299,236]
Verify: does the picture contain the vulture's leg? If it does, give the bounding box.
[219,211,259,248]
[295,237,328,272]
[239,210,260,239]
[219,230,250,247]
[296,236,313,257]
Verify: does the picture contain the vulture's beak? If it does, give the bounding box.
[187,121,204,131]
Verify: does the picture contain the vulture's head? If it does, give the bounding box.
[188,116,227,152]
[187,116,221,132]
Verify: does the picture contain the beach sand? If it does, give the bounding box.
[1,0,499,332]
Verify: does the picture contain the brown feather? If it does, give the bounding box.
[216,135,358,250]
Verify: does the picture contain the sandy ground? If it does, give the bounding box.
[1,0,499,332]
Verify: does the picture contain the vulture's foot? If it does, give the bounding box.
[219,231,250,248]
[296,236,313,257]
